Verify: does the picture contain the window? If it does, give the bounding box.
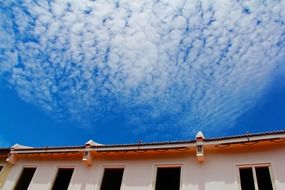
[100,168,124,190]
[239,168,255,190]
[14,167,36,190]
[255,167,274,190]
[155,167,181,190]
[239,166,273,190]
[51,168,74,190]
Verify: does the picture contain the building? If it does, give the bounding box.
[0,130,285,190]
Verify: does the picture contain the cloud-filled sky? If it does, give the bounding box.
[0,0,285,146]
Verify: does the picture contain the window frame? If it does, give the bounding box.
[237,163,276,190]
[13,165,38,190]
[99,164,126,190]
[152,164,183,190]
[50,165,76,190]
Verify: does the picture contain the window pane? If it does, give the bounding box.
[14,168,36,190]
[52,168,74,190]
[100,168,124,190]
[239,168,255,190]
[256,167,273,190]
[155,167,181,190]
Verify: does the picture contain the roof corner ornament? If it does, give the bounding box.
[82,150,93,166]
[82,142,93,166]
[196,131,205,162]
[12,143,33,149]
[6,153,17,165]
[85,140,103,146]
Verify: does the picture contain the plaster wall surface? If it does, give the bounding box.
[2,145,285,190]
[0,161,12,188]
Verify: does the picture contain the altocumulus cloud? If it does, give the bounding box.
[0,0,285,134]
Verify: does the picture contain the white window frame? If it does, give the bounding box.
[99,164,126,190]
[13,165,38,190]
[237,163,276,190]
[50,165,76,190]
[152,163,183,190]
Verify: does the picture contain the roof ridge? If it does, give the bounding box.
[205,129,285,141]
[4,129,285,150]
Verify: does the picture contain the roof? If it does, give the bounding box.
[6,129,285,154]
[2,130,284,165]
[204,130,285,142]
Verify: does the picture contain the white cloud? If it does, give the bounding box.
[0,0,285,134]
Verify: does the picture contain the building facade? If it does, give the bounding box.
[0,130,285,190]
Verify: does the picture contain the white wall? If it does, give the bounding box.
[2,145,285,190]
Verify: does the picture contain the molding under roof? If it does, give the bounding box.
[5,130,285,154]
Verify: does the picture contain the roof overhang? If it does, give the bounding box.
[3,130,285,164]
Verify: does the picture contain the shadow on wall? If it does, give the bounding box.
[69,165,98,190]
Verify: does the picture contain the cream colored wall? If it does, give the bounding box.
[2,147,285,190]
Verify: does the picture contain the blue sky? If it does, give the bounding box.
[0,0,284,147]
